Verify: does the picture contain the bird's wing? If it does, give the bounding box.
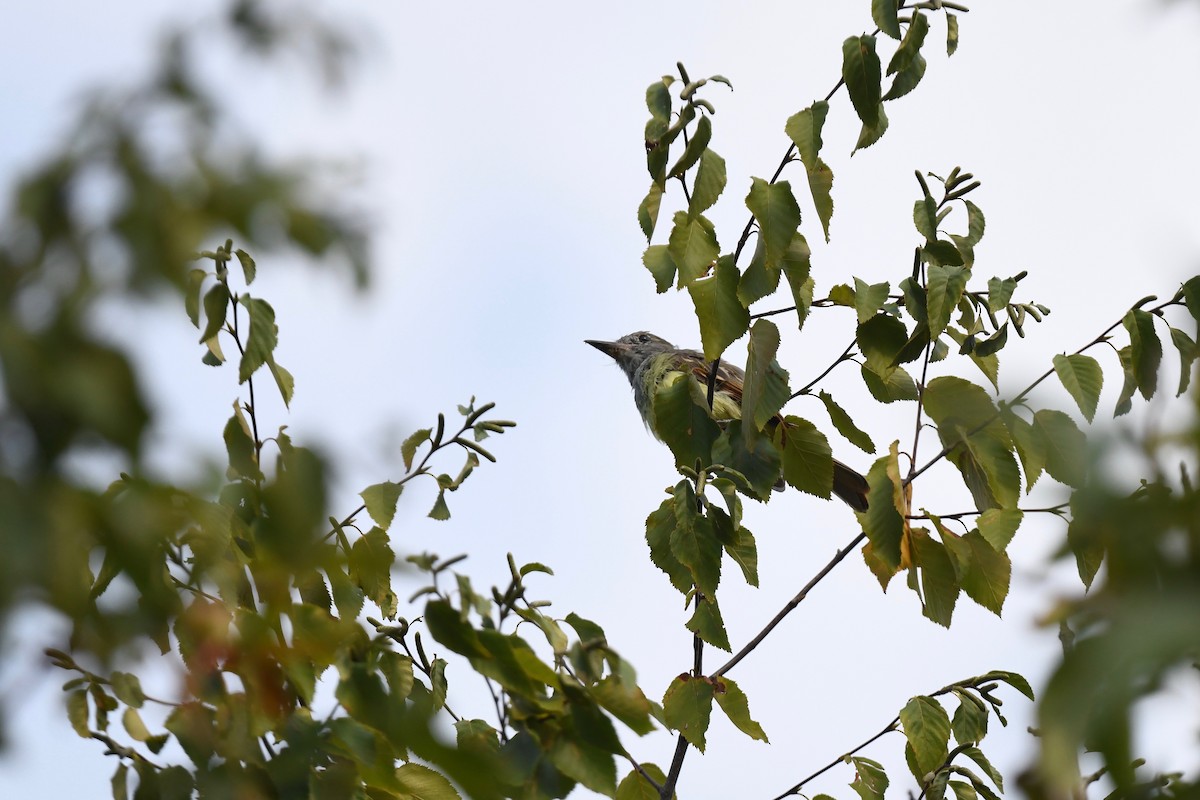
[680,349,747,404]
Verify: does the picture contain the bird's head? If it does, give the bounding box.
[585,331,675,382]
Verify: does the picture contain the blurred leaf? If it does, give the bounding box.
[67,689,90,737]
[1032,409,1087,488]
[110,672,145,709]
[349,527,395,606]
[200,283,231,343]
[616,763,667,800]
[395,763,460,800]
[947,13,960,55]
[1169,326,1196,396]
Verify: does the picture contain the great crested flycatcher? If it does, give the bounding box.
[586,331,870,511]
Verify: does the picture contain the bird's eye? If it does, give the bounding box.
[638,334,649,343]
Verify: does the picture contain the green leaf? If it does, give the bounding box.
[424,599,489,658]
[858,314,909,378]
[360,481,404,530]
[401,428,431,470]
[927,265,970,338]
[349,528,396,606]
[713,677,767,742]
[976,669,1035,700]
[67,689,90,737]
[711,421,782,500]
[883,53,927,101]
[972,325,1007,358]
[781,234,815,328]
[854,103,889,153]
[774,416,833,499]
[1114,345,1137,417]
[267,359,294,407]
[690,255,749,361]
[395,764,461,800]
[686,596,730,651]
[668,211,720,288]
[843,35,882,129]
[642,244,676,294]
[850,757,889,800]
[548,736,617,796]
[616,764,667,800]
[430,658,448,711]
[662,675,714,752]
[112,764,129,800]
[910,529,959,628]
[960,432,1021,511]
[637,182,663,241]
[741,320,790,440]
[960,532,1011,615]
[1052,354,1103,422]
[718,514,758,587]
[690,149,727,220]
[670,483,722,597]
[185,269,206,327]
[947,12,960,56]
[888,11,929,74]
[652,372,722,470]
[818,390,876,453]
[854,278,891,324]
[235,249,256,284]
[669,114,712,178]
[900,696,952,777]
[873,0,902,38]
[1169,326,1197,396]
[961,745,1004,791]
[646,499,692,594]
[122,707,151,741]
[1181,275,1200,328]
[914,196,939,242]
[223,413,260,480]
[951,691,988,744]
[646,81,671,122]
[1001,409,1045,490]
[924,240,965,268]
[1124,307,1162,400]
[785,102,829,171]
[110,672,145,709]
[806,159,836,243]
[428,489,451,520]
[862,363,919,403]
[238,297,279,383]
[738,237,779,308]
[976,508,1022,551]
[745,178,802,269]
[199,283,230,343]
[1033,409,1088,487]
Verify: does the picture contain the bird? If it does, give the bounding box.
[586,331,869,511]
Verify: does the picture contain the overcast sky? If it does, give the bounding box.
[3,2,1200,797]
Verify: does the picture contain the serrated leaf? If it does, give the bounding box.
[961,745,1003,791]
[888,11,929,75]
[858,314,909,378]
[883,53,926,101]
[738,236,779,307]
[662,675,715,752]
[401,428,431,471]
[360,481,404,530]
[843,35,882,129]
[854,104,889,153]
[1124,308,1161,401]
[781,233,814,328]
[914,197,939,241]
[862,363,919,403]
[951,692,988,744]
[785,101,829,170]
[976,669,1035,700]
[976,508,1022,551]
[746,178,802,270]
[911,529,959,627]
[900,696,952,777]
[960,532,1010,615]
[1052,354,1103,422]
[428,489,451,520]
[854,278,891,324]
[712,421,782,500]
[690,255,749,360]
[637,182,663,241]
[714,677,767,742]
[690,149,727,220]
[818,391,875,453]
[670,484,722,597]
[652,372,722,470]
[851,757,889,800]
[774,416,833,499]
[669,114,712,178]
[873,0,902,38]
[643,244,676,293]
[686,596,730,651]
[394,763,461,800]
[237,296,279,383]
[646,499,692,595]
[741,320,790,440]
[927,265,970,338]
[668,211,720,287]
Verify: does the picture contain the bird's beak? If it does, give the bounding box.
[585,339,625,360]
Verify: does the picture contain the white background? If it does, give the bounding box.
[2,1,1199,797]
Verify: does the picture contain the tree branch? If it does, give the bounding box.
[770,718,900,800]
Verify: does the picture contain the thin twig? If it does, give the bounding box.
[791,339,858,399]
[661,599,706,799]
[711,532,866,678]
[906,503,1068,521]
[770,719,900,800]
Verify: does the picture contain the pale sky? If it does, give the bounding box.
[2,2,1199,797]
